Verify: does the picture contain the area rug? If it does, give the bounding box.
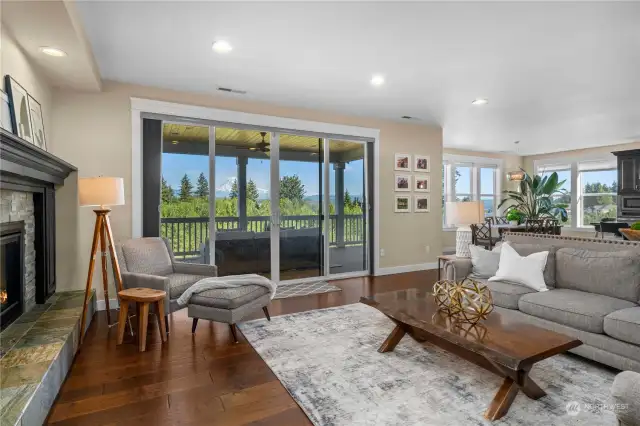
[238,303,618,426]
[274,281,342,299]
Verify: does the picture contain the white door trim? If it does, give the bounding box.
[130,97,381,274]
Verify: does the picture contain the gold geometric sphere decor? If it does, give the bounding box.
[433,279,461,315]
[433,278,494,325]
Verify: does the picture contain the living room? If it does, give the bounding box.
[1,1,639,425]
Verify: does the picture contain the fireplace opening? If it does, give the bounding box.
[0,221,24,330]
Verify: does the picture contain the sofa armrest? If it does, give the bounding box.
[120,272,170,314]
[443,258,473,280]
[173,262,218,277]
[611,371,640,426]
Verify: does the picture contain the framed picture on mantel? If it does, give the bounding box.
[27,95,47,151]
[4,75,33,143]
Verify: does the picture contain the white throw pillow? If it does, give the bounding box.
[468,244,501,279]
[488,243,549,292]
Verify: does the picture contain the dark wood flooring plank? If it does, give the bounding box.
[46,271,437,425]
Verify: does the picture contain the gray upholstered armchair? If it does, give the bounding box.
[116,237,218,320]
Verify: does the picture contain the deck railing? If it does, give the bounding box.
[161,214,365,258]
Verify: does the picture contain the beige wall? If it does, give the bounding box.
[51,81,443,299]
[441,148,523,250]
[1,27,52,146]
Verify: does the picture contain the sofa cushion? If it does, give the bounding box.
[518,289,637,334]
[166,273,209,299]
[509,243,557,288]
[468,245,501,279]
[121,238,173,276]
[189,285,270,309]
[604,307,640,346]
[555,248,640,303]
[482,279,536,310]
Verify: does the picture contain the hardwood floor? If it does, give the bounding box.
[46,270,438,426]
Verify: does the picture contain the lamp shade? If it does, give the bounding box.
[79,177,125,207]
[446,201,484,226]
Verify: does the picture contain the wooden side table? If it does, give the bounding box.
[117,287,167,352]
[436,254,460,281]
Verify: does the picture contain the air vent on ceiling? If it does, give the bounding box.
[217,87,247,95]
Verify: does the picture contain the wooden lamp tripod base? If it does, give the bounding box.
[79,208,124,344]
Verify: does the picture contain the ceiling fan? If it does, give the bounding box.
[237,131,270,153]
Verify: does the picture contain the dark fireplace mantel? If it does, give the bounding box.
[0,129,76,303]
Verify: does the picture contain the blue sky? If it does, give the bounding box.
[162,153,365,197]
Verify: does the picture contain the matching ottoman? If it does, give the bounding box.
[188,284,272,342]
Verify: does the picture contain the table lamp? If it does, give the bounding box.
[446,201,484,257]
[78,177,125,343]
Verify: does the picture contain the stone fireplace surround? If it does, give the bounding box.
[1,191,36,317]
[0,128,75,328]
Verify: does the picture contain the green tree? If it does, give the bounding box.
[228,179,259,203]
[344,190,352,207]
[161,177,174,204]
[229,179,238,199]
[247,179,260,204]
[179,174,193,201]
[195,173,209,198]
[280,175,305,202]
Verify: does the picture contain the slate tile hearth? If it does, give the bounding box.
[0,290,95,426]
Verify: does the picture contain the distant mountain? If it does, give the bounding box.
[214,177,269,199]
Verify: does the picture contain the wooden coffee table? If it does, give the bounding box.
[361,289,582,421]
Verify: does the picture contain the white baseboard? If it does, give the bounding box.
[96,298,120,311]
[375,262,438,276]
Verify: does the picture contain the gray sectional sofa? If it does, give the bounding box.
[444,232,640,373]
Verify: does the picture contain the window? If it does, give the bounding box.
[535,157,617,229]
[579,169,617,227]
[443,154,502,227]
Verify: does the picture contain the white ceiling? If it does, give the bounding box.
[76,1,640,155]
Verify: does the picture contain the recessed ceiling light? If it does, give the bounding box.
[212,40,233,54]
[39,47,67,57]
[471,98,488,105]
[370,74,385,86]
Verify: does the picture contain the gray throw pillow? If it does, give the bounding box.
[508,243,557,288]
[468,244,501,279]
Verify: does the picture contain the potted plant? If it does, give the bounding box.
[498,170,569,223]
[620,222,640,241]
[506,209,523,226]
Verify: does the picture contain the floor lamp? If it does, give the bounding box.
[78,177,125,344]
[445,201,484,258]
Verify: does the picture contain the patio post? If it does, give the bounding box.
[335,162,346,247]
[238,156,248,231]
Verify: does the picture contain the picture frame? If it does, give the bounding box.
[27,94,47,151]
[4,75,33,142]
[0,90,12,133]
[414,155,430,173]
[414,195,431,213]
[394,195,411,213]
[394,174,411,192]
[414,175,430,192]
[394,153,411,171]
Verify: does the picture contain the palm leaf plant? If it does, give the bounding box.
[498,170,569,222]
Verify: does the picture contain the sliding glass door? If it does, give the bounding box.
[160,123,210,264]
[154,119,371,282]
[277,134,325,281]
